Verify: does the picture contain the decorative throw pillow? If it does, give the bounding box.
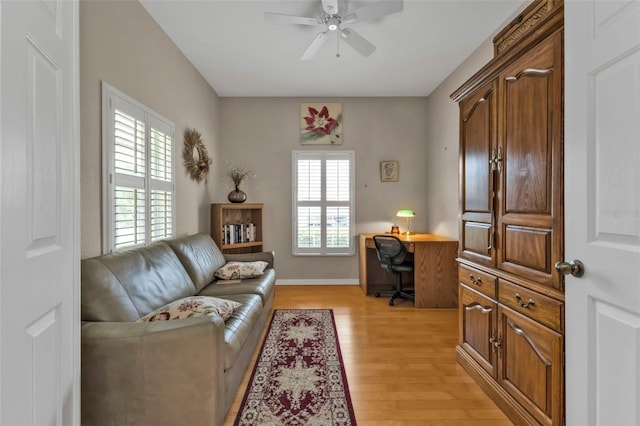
[136,296,242,322]
[214,261,268,280]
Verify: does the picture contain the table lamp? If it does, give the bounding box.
[396,209,415,235]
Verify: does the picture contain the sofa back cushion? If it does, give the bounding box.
[165,233,227,293]
[81,241,196,322]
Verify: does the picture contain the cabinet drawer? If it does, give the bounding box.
[498,279,563,332]
[459,264,497,299]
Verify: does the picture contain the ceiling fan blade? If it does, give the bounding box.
[301,31,330,61]
[343,0,403,23]
[321,0,339,15]
[264,12,322,26]
[340,27,376,57]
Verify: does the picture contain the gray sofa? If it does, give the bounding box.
[80,233,275,426]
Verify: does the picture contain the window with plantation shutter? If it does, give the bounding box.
[292,151,355,256]
[102,83,175,253]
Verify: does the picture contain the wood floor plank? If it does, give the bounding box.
[223,285,513,425]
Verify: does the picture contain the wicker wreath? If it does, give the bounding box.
[182,128,212,183]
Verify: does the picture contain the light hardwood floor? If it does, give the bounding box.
[223,285,513,425]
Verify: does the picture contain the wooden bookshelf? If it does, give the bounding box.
[210,203,263,254]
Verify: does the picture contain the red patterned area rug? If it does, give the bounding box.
[234,309,357,425]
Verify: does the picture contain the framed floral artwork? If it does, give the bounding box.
[380,160,398,182]
[300,103,342,144]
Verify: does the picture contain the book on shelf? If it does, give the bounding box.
[221,222,257,245]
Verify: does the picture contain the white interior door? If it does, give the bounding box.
[0,1,79,425]
[565,1,640,425]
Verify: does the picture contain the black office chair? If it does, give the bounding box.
[372,235,415,306]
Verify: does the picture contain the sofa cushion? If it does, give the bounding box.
[81,242,196,322]
[198,268,276,305]
[166,233,227,293]
[135,296,242,322]
[215,294,264,371]
[214,261,268,280]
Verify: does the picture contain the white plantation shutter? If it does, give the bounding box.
[326,159,351,248]
[112,103,146,249]
[297,159,322,202]
[292,151,354,255]
[148,119,173,242]
[103,83,175,253]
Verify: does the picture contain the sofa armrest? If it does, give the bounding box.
[224,251,275,269]
[81,317,226,426]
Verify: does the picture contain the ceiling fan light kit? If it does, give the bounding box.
[265,0,403,60]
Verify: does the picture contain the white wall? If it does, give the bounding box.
[219,97,430,280]
[80,0,221,258]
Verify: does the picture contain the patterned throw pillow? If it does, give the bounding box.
[136,296,242,322]
[214,261,268,280]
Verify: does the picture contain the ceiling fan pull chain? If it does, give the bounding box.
[336,32,341,58]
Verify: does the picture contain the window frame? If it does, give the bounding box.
[101,82,176,254]
[292,150,355,256]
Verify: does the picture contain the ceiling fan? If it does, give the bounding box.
[265,0,403,60]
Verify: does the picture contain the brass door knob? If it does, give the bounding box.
[555,259,585,277]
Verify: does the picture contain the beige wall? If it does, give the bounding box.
[422,3,527,239]
[423,40,494,239]
[80,0,221,258]
[219,98,429,281]
[79,0,516,280]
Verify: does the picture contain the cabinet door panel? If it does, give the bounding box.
[499,306,563,426]
[462,222,491,258]
[503,225,551,273]
[459,285,497,378]
[497,30,564,290]
[503,71,552,214]
[459,80,498,267]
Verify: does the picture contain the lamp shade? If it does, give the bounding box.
[396,209,415,218]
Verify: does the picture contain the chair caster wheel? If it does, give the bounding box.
[374,292,381,298]
[389,299,394,306]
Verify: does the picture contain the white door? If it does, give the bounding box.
[0,1,79,425]
[565,1,640,425]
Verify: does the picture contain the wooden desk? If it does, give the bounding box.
[359,233,459,308]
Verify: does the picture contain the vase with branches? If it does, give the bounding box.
[227,166,254,203]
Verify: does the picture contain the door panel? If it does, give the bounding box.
[497,30,564,290]
[459,285,497,377]
[503,225,551,272]
[0,1,79,424]
[499,306,563,426]
[565,1,640,424]
[462,222,492,258]
[459,80,498,267]
[503,69,552,214]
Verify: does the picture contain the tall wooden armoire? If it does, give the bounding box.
[451,0,565,424]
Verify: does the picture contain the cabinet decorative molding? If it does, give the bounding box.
[452,0,565,424]
[493,0,562,56]
[494,4,549,55]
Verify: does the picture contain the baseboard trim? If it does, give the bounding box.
[276,279,360,286]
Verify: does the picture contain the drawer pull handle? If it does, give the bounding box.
[515,293,535,309]
[469,274,482,285]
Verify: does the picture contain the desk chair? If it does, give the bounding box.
[372,235,415,306]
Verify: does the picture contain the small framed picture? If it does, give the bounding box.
[380,161,398,182]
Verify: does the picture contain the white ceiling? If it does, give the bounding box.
[140,0,527,97]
